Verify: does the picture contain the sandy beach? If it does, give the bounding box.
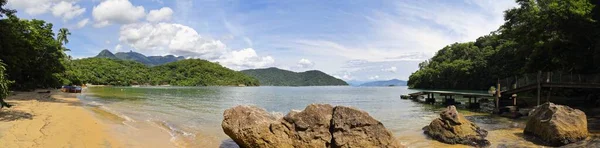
[0,90,175,148]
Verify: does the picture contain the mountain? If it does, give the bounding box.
[95,50,184,66]
[241,67,348,86]
[346,80,369,86]
[66,58,259,86]
[96,49,118,59]
[359,79,407,87]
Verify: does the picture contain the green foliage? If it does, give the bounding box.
[57,28,71,45]
[65,58,259,86]
[241,67,348,86]
[408,0,600,90]
[151,59,259,86]
[0,15,67,90]
[0,60,13,108]
[95,50,184,66]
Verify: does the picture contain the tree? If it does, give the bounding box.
[57,28,71,51]
[0,0,15,17]
[0,60,12,109]
[408,0,600,90]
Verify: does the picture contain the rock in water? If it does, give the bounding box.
[222,104,403,148]
[221,105,293,148]
[331,106,402,148]
[524,102,588,146]
[423,106,490,147]
[283,104,334,147]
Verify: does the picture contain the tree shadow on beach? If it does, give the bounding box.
[0,110,33,121]
[6,90,83,106]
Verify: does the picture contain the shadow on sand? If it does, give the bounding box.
[0,110,33,121]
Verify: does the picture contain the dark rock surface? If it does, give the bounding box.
[524,102,588,146]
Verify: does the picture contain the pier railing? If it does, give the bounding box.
[498,71,600,92]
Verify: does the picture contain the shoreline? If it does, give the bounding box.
[0,90,176,148]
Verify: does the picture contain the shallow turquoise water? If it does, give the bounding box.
[80,86,567,147]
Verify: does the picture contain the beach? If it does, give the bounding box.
[0,90,176,148]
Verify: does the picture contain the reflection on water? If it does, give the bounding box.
[81,86,599,147]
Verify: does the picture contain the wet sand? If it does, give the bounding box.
[0,90,176,148]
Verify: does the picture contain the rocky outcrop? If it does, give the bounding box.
[222,104,403,148]
[331,106,401,148]
[221,105,293,148]
[524,102,588,146]
[283,104,334,147]
[423,106,490,147]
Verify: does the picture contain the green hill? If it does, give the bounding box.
[65,58,258,86]
[241,67,348,86]
[95,50,184,66]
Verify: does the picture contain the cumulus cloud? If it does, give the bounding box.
[51,1,85,21]
[119,22,227,59]
[382,66,397,73]
[296,58,314,69]
[118,22,274,70]
[92,0,146,27]
[217,48,275,70]
[75,18,89,29]
[7,0,81,17]
[147,7,173,22]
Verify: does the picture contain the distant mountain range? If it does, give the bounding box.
[241,67,348,86]
[358,79,407,87]
[95,50,185,66]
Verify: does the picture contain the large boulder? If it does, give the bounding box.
[331,106,402,148]
[423,106,490,147]
[221,105,293,148]
[283,104,334,147]
[222,104,403,148]
[524,102,588,146]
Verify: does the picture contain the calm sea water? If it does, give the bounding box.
[80,86,577,147]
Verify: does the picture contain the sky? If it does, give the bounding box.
[5,0,517,82]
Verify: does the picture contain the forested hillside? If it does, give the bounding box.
[241,67,348,86]
[409,0,600,90]
[95,50,184,66]
[65,58,259,86]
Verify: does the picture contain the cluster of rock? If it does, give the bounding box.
[422,106,491,147]
[222,102,590,147]
[524,102,589,146]
[222,104,403,148]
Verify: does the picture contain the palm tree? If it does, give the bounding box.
[57,28,71,51]
[57,28,71,45]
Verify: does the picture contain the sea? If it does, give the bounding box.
[78,86,599,147]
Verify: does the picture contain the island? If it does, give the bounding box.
[241,67,348,86]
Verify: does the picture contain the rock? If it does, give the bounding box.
[524,102,588,146]
[221,105,293,148]
[331,106,403,148]
[423,106,490,147]
[283,104,334,147]
[222,104,403,148]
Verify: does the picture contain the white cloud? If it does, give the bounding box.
[368,75,379,80]
[296,58,314,69]
[382,66,397,73]
[119,22,274,70]
[119,22,227,59]
[92,0,146,27]
[217,48,275,70]
[115,44,123,52]
[75,18,89,29]
[147,7,173,22]
[51,1,85,21]
[7,0,79,16]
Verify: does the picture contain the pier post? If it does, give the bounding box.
[496,79,500,111]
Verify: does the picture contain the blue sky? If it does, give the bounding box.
[6,0,516,81]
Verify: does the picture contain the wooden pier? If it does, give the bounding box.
[408,90,493,108]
